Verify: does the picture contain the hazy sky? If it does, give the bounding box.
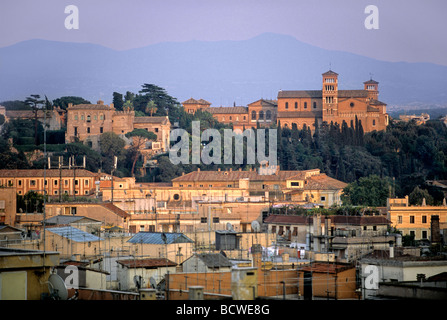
[1,0,446,66]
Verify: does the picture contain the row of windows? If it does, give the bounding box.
[285,102,317,110]
[251,110,273,120]
[74,127,104,135]
[221,115,246,122]
[200,217,220,223]
[397,215,430,224]
[73,114,106,121]
[10,179,90,187]
[17,190,90,195]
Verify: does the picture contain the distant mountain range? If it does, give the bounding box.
[1,33,446,109]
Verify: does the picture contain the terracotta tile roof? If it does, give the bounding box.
[133,116,169,125]
[100,203,130,219]
[322,70,339,76]
[0,169,98,178]
[278,90,322,99]
[182,98,211,105]
[182,98,199,104]
[369,99,387,106]
[68,104,114,110]
[364,79,379,84]
[338,90,368,98]
[197,99,211,105]
[264,214,312,225]
[172,169,310,182]
[304,174,348,190]
[277,111,322,118]
[299,262,354,274]
[204,106,248,114]
[117,258,177,268]
[248,99,278,107]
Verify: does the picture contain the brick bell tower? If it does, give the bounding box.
[322,70,339,122]
[363,77,379,102]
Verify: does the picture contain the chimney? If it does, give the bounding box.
[197,168,200,172]
[431,215,441,244]
[389,240,394,258]
[97,100,104,105]
[251,244,263,269]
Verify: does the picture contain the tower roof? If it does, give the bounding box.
[322,70,338,76]
[364,79,379,84]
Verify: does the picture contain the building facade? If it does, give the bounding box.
[388,196,447,242]
[0,169,99,197]
[65,100,170,152]
[183,70,389,133]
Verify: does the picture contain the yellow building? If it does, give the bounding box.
[0,169,99,198]
[99,167,346,234]
[0,247,60,300]
[388,196,447,241]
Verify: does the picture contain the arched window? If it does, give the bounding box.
[285,102,289,109]
[313,102,317,109]
[294,102,298,109]
[86,115,91,123]
[266,110,272,120]
[304,102,307,109]
[259,110,264,120]
[251,110,257,120]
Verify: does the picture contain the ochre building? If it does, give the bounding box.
[65,100,170,152]
[183,70,389,133]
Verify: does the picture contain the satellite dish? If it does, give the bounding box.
[149,277,157,289]
[48,273,68,300]
[251,220,261,233]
